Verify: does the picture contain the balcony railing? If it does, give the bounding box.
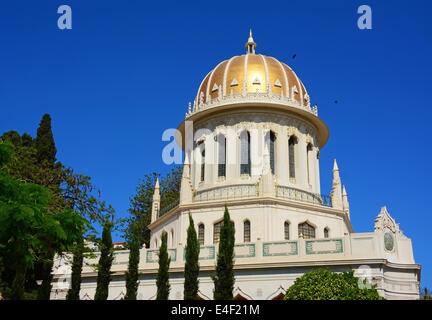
[193,184,258,202]
[276,185,332,207]
[159,197,180,217]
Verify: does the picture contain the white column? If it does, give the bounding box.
[226,127,237,181]
[314,147,321,194]
[277,129,288,186]
[297,135,308,189]
[250,127,261,177]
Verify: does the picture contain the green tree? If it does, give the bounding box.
[1,116,114,300]
[126,166,182,247]
[66,233,85,300]
[284,268,384,300]
[212,205,235,300]
[156,233,170,300]
[94,221,114,300]
[184,213,200,300]
[125,222,140,300]
[35,114,57,165]
[0,140,86,300]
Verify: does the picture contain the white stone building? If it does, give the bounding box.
[51,32,421,300]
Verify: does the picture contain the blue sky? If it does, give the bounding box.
[0,1,431,289]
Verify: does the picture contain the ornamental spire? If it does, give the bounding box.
[245,29,256,54]
[331,159,343,210]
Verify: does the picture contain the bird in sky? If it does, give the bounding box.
[292,54,297,59]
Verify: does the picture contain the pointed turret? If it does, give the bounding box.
[331,159,343,210]
[151,178,160,223]
[342,185,350,219]
[245,29,256,54]
[180,151,193,205]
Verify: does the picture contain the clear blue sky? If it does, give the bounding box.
[0,1,431,289]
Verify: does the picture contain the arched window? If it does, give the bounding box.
[213,221,222,244]
[307,143,313,185]
[284,221,290,240]
[217,134,226,177]
[200,147,205,182]
[240,131,251,175]
[324,227,329,238]
[244,220,251,242]
[288,136,297,179]
[298,222,315,239]
[171,229,174,247]
[213,220,234,244]
[198,224,205,245]
[269,131,276,174]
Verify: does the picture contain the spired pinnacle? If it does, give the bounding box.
[245,29,256,54]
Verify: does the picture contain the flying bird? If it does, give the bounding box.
[292,54,297,59]
[334,100,339,104]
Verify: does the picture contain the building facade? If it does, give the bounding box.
[51,32,421,300]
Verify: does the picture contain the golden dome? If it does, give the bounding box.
[195,53,309,108]
[177,32,329,150]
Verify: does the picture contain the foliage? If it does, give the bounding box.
[284,268,384,300]
[125,223,140,300]
[156,233,171,300]
[35,114,57,165]
[0,115,115,299]
[212,205,235,300]
[0,140,87,299]
[66,233,85,300]
[125,166,182,247]
[184,213,200,300]
[94,221,114,300]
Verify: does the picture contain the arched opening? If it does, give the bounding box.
[307,143,313,185]
[288,136,297,179]
[217,133,226,178]
[269,131,276,174]
[298,222,315,239]
[324,227,329,238]
[198,224,205,245]
[272,293,285,300]
[244,220,251,242]
[233,294,248,300]
[213,219,234,244]
[240,130,251,175]
[284,221,290,240]
[200,146,205,182]
[171,229,174,247]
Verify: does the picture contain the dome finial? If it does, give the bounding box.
[245,29,256,54]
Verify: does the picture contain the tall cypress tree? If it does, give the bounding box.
[125,223,140,300]
[94,221,114,300]
[212,205,235,300]
[66,234,85,300]
[35,114,57,165]
[35,114,57,300]
[184,213,200,300]
[156,233,170,300]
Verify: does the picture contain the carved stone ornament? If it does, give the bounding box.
[374,206,399,234]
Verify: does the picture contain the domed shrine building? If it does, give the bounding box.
[51,32,420,300]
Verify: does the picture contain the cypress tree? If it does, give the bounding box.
[125,223,140,300]
[35,114,57,165]
[35,114,57,300]
[212,205,235,300]
[184,213,200,300]
[94,221,114,300]
[156,233,170,300]
[66,234,85,300]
